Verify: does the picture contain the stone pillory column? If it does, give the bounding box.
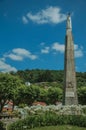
[63,14,78,105]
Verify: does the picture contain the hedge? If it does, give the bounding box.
[7,112,86,130]
[0,121,5,130]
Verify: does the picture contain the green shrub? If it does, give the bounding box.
[7,113,86,130]
[0,121,5,130]
[82,107,86,115]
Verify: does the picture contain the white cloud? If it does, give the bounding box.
[52,42,64,53]
[74,44,78,50]
[13,48,30,56]
[74,44,83,58]
[22,16,28,24]
[23,6,66,24]
[41,47,50,54]
[75,50,83,58]
[8,54,23,61]
[0,48,37,72]
[42,42,83,58]
[0,60,17,72]
[29,55,37,60]
[5,48,38,61]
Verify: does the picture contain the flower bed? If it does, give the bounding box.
[7,105,86,130]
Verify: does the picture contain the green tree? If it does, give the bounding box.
[47,87,62,104]
[23,85,40,105]
[39,88,48,103]
[0,73,23,112]
[78,87,86,105]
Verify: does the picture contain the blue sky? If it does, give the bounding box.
[0,0,86,72]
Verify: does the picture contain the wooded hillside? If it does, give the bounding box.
[10,69,86,88]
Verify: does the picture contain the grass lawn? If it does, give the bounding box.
[30,125,86,130]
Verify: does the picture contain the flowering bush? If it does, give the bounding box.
[21,105,86,116]
[7,105,86,130]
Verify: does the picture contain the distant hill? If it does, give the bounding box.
[10,69,86,88]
